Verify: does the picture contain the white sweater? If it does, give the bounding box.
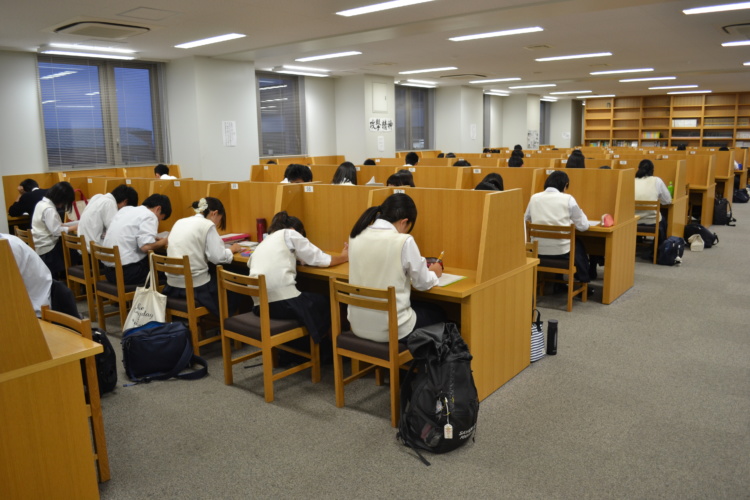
[166,215,217,288]
[248,230,301,303]
[526,189,587,255]
[31,197,64,256]
[348,226,415,341]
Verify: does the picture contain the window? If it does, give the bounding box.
[395,85,433,151]
[38,56,167,169]
[257,72,305,157]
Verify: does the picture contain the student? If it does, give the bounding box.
[474,181,499,191]
[363,158,377,165]
[283,164,313,183]
[266,160,278,165]
[676,144,687,151]
[386,169,415,187]
[1,233,80,318]
[164,197,241,318]
[348,193,444,342]
[453,160,471,167]
[566,150,586,168]
[513,144,523,153]
[445,152,456,158]
[154,164,176,179]
[508,156,524,167]
[480,173,504,191]
[404,152,419,166]
[248,211,348,343]
[436,153,445,158]
[524,171,593,289]
[634,159,671,243]
[8,178,47,217]
[77,184,139,249]
[31,181,77,276]
[331,161,357,185]
[102,194,171,286]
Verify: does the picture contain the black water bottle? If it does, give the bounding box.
[546,319,558,355]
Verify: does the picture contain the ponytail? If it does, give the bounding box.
[268,211,306,237]
[191,196,227,230]
[350,193,417,238]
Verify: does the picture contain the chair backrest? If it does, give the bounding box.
[61,231,90,271]
[13,226,34,251]
[40,304,93,340]
[634,200,660,218]
[526,223,576,272]
[216,265,265,316]
[329,277,399,349]
[151,253,194,292]
[90,242,124,287]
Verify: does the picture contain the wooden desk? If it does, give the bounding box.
[713,151,735,200]
[578,219,637,304]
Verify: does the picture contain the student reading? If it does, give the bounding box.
[247,211,348,343]
[77,184,139,249]
[347,193,445,343]
[31,181,78,276]
[164,197,242,318]
[634,159,671,244]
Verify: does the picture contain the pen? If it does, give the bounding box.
[437,250,444,262]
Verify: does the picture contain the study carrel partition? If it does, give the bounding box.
[683,154,716,225]
[459,166,543,209]
[208,181,283,241]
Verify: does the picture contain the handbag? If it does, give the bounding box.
[531,309,545,362]
[123,253,166,331]
[66,189,88,221]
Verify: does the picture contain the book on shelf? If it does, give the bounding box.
[671,118,698,127]
[642,131,661,139]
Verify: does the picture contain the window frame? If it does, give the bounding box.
[395,84,434,151]
[256,71,307,158]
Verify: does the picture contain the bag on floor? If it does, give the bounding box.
[683,224,718,248]
[121,321,208,383]
[733,189,749,203]
[530,309,545,363]
[397,322,479,466]
[92,328,118,395]
[123,254,166,331]
[713,196,736,226]
[657,236,684,266]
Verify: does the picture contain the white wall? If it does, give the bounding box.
[435,86,483,153]
[166,57,259,181]
[550,100,575,149]
[0,51,47,233]
[526,96,541,149]
[304,77,337,157]
[487,95,504,148]
[363,75,396,160]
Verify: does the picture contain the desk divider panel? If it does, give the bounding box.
[354,165,398,185]
[308,155,345,165]
[3,172,62,213]
[683,155,716,187]
[150,179,215,232]
[460,167,543,209]
[90,177,124,197]
[522,157,560,169]
[59,168,123,180]
[208,181,283,241]
[400,166,463,189]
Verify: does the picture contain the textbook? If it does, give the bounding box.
[437,273,467,287]
[221,233,249,243]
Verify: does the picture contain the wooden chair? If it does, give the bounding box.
[40,305,110,483]
[527,223,587,312]
[61,232,97,322]
[13,226,34,251]
[329,277,412,427]
[90,242,137,331]
[635,200,661,264]
[151,253,216,356]
[216,266,320,402]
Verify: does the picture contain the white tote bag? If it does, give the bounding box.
[123,253,167,331]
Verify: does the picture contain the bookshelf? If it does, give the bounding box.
[583,92,750,148]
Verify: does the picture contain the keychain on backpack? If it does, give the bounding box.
[443,397,453,439]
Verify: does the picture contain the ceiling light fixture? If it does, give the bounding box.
[683,2,750,15]
[535,52,612,62]
[619,76,676,82]
[39,50,135,60]
[398,66,458,74]
[276,70,329,78]
[336,0,434,17]
[549,90,592,95]
[485,92,509,97]
[745,62,750,65]
[282,65,329,73]
[449,26,543,42]
[508,84,556,89]
[590,68,653,75]
[175,33,246,49]
[259,85,288,91]
[649,85,698,90]
[407,79,437,84]
[540,98,558,102]
[469,77,521,84]
[48,43,136,54]
[400,83,436,88]
[721,40,750,46]
[577,94,615,99]
[296,51,362,62]
[668,90,712,94]
[488,89,510,94]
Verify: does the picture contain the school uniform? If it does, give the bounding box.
[77,192,118,249]
[31,197,72,275]
[247,229,331,343]
[348,219,443,342]
[8,187,47,217]
[159,174,177,180]
[102,205,159,286]
[163,214,234,318]
[525,187,592,283]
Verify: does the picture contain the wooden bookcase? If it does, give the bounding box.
[583,92,750,148]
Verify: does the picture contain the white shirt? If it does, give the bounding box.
[31,197,71,256]
[102,205,159,266]
[167,214,233,288]
[1,233,51,317]
[77,193,118,248]
[160,174,177,180]
[524,187,589,255]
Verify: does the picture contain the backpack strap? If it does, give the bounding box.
[396,361,432,466]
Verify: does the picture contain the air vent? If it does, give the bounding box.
[55,21,149,40]
[524,44,552,51]
[440,74,486,79]
[722,23,750,39]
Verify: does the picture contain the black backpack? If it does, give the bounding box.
[713,196,736,226]
[92,328,118,395]
[683,224,718,249]
[657,236,685,266]
[733,189,749,204]
[397,323,479,465]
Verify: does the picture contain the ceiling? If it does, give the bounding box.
[2,0,749,98]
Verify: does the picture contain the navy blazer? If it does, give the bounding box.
[8,188,47,217]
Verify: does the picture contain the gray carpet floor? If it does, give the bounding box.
[93,201,750,500]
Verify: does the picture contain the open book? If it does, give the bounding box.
[438,273,467,287]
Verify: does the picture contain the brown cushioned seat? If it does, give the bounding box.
[337,331,408,361]
[538,256,569,270]
[68,265,85,279]
[95,280,138,296]
[224,312,301,341]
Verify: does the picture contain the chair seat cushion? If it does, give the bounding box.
[68,265,86,279]
[637,224,657,235]
[337,331,408,361]
[166,295,200,313]
[95,280,138,296]
[538,256,570,270]
[224,312,302,340]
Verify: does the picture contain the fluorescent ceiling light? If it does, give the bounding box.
[745,62,750,66]
[407,79,437,84]
[398,66,457,74]
[577,94,615,98]
[276,70,328,77]
[296,51,362,62]
[590,68,653,75]
[541,98,558,102]
[684,2,750,15]
[400,83,436,88]
[619,76,676,82]
[649,85,698,90]
[469,77,521,84]
[40,71,77,80]
[721,40,750,46]
[488,89,510,94]
[259,85,288,91]
[49,43,136,54]
[508,84,556,89]
[549,90,591,95]
[449,26,543,42]
[175,33,245,49]
[536,52,612,62]
[668,90,712,94]
[336,0,434,17]
[485,93,509,97]
[282,65,329,73]
[39,50,135,60]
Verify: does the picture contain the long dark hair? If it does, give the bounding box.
[192,197,227,230]
[332,161,358,185]
[350,193,417,238]
[46,181,75,212]
[268,211,306,237]
[481,173,504,191]
[636,159,654,179]
[566,150,585,169]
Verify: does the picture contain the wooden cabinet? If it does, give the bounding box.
[583,92,750,148]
